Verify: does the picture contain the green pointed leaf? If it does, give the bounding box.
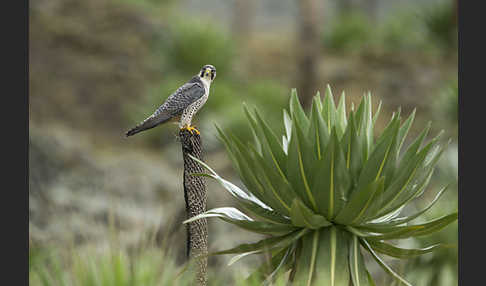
[349,235,370,286]
[355,94,374,161]
[364,93,374,155]
[380,115,405,189]
[290,199,332,229]
[368,240,445,259]
[360,239,412,286]
[396,109,416,158]
[183,207,252,224]
[398,121,431,166]
[360,213,458,240]
[283,109,292,153]
[353,97,369,163]
[289,89,310,132]
[315,90,323,110]
[322,85,337,135]
[355,115,400,202]
[292,105,318,182]
[287,113,318,211]
[336,91,347,138]
[343,111,363,184]
[372,100,382,126]
[308,95,329,160]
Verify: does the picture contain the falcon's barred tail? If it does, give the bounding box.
[125,112,172,137]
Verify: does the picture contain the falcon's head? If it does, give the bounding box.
[200,64,216,81]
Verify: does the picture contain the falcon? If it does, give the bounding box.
[125,64,216,137]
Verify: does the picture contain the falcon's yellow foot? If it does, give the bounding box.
[181,125,200,135]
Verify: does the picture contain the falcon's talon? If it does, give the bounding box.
[181,125,200,135]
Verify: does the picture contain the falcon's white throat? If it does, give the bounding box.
[199,75,212,95]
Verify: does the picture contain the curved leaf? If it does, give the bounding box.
[356,114,400,197]
[368,240,444,259]
[308,95,329,160]
[360,213,458,240]
[282,109,292,154]
[184,207,296,236]
[287,113,318,211]
[228,250,262,266]
[183,207,252,224]
[336,92,347,138]
[396,108,416,160]
[289,89,310,132]
[360,238,412,286]
[188,154,273,212]
[322,84,337,135]
[238,202,291,225]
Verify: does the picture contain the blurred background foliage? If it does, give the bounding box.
[29,0,457,284]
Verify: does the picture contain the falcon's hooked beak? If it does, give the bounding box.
[204,68,212,78]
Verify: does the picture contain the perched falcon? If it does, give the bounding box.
[125,64,216,137]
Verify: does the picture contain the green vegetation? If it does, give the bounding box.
[323,12,373,54]
[323,1,457,56]
[186,87,457,285]
[422,1,457,53]
[163,19,235,76]
[29,245,194,286]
